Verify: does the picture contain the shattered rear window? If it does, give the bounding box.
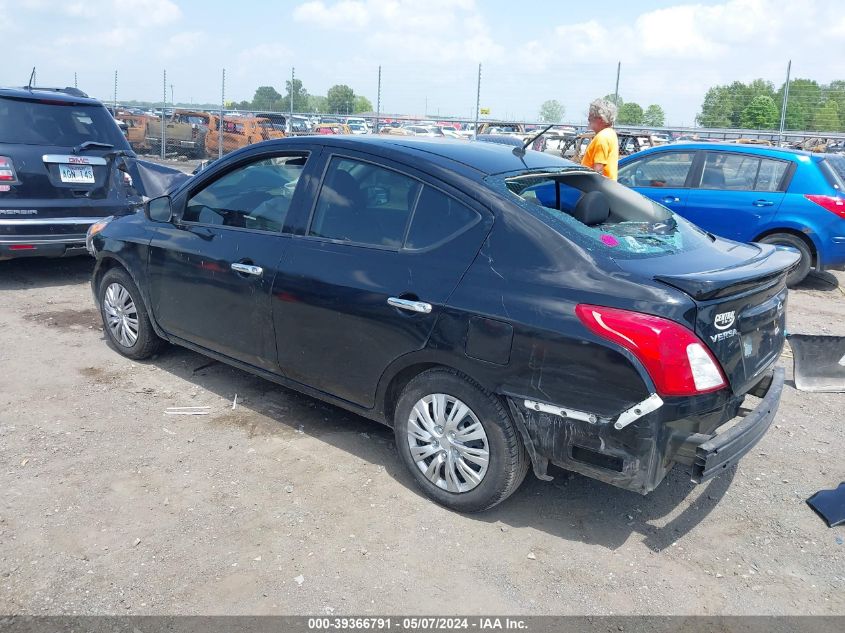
[487,168,712,259]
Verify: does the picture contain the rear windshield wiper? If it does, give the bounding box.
[74,141,114,153]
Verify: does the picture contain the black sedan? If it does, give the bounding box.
[88,137,797,512]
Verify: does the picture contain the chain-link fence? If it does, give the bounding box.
[97,63,845,162]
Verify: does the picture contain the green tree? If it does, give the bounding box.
[307,95,328,114]
[740,95,779,129]
[280,78,309,113]
[251,86,282,111]
[326,84,356,114]
[353,95,373,113]
[234,100,252,111]
[538,99,564,123]
[617,102,644,125]
[776,78,821,130]
[642,104,665,127]
[697,85,733,127]
[812,100,841,132]
[823,80,845,130]
[603,93,623,108]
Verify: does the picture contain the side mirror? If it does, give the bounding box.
[146,196,173,223]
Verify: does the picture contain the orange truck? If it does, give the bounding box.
[204,114,286,155]
[116,112,153,153]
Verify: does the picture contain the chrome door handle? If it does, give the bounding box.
[661,196,680,204]
[231,262,263,277]
[387,297,432,314]
[752,199,774,207]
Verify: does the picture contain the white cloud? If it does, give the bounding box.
[293,0,502,64]
[294,0,369,30]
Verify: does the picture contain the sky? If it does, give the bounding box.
[2,0,844,125]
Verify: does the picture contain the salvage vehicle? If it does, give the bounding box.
[204,114,285,154]
[88,136,797,511]
[145,110,210,158]
[619,143,845,286]
[0,86,139,260]
[116,112,153,153]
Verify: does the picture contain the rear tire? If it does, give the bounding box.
[98,268,164,360]
[394,368,529,512]
[758,233,812,287]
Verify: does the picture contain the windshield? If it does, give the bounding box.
[488,168,712,259]
[0,97,130,148]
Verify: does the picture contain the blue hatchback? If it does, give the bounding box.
[618,143,845,285]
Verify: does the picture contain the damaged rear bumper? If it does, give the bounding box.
[507,367,784,494]
[683,367,783,482]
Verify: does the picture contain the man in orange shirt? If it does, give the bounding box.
[581,99,619,180]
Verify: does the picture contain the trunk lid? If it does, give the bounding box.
[615,239,799,395]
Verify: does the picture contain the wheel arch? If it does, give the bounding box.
[754,226,818,266]
[93,253,167,340]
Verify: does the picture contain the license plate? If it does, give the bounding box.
[59,164,95,184]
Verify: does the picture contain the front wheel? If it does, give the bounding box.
[758,233,812,287]
[98,268,164,360]
[394,368,529,512]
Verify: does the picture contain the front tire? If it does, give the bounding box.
[394,368,529,512]
[758,233,812,287]
[98,268,164,360]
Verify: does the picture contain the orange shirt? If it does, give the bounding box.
[581,127,619,180]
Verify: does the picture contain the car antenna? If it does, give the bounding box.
[26,67,36,90]
[513,124,553,158]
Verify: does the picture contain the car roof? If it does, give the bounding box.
[275,135,572,175]
[0,86,102,106]
[623,142,821,161]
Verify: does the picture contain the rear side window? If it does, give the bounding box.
[618,152,695,188]
[0,97,128,147]
[309,157,420,248]
[755,158,790,192]
[405,187,480,250]
[698,152,788,191]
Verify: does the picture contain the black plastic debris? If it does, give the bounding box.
[806,482,845,527]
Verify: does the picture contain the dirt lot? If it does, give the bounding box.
[0,257,843,616]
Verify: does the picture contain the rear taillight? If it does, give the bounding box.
[805,194,845,219]
[575,304,727,397]
[0,156,18,182]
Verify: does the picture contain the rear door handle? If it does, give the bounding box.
[752,199,774,207]
[231,262,263,277]
[661,196,680,204]
[387,297,432,314]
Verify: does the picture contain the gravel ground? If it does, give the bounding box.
[0,257,843,616]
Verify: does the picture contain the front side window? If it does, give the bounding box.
[618,152,695,188]
[309,157,420,248]
[183,154,308,231]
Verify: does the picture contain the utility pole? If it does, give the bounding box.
[375,65,381,134]
[473,63,481,140]
[290,67,295,127]
[74,72,77,89]
[219,68,225,160]
[170,83,174,108]
[778,60,792,146]
[613,62,621,106]
[161,69,166,159]
[113,70,117,113]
